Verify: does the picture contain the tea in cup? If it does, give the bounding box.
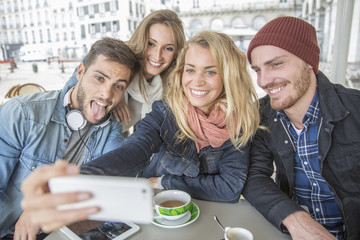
[224,227,253,240]
[153,190,191,220]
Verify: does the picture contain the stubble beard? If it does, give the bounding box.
[270,64,312,111]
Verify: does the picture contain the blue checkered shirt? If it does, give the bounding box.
[277,90,345,239]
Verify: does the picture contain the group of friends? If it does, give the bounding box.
[0,9,359,240]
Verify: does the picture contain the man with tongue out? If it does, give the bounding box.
[0,37,140,239]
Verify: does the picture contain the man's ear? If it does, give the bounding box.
[76,63,85,82]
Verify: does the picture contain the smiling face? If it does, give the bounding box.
[182,44,224,115]
[250,45,316,113]
[72,54,131,124]
[145,23,176,81]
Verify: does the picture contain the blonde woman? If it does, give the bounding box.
[21,31,261,230]
[65,10,185,133]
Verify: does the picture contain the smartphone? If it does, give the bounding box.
[49,175,154,224]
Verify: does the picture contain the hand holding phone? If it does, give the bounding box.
[49,175,154,224]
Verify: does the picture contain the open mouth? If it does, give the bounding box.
[90,100,109,121]
[190,88,209,97]
[268,85,285,95]
[148,59,162,68]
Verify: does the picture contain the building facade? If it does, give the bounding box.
[177,0,303,51]
[0,0,148,60]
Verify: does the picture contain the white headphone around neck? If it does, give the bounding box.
[63,87,112,131]
[63,88,87,131]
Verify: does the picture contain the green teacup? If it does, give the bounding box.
[153,190,191,220]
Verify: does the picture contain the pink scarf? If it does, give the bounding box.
[187,103,230,153]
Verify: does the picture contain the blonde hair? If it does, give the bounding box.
[165,31,260,149]
[127,9,185,102]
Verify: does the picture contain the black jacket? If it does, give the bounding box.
[243,72,360,239]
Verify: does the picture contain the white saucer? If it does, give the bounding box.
[152,202,200,229]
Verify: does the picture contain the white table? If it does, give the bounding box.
[46,199,291,240]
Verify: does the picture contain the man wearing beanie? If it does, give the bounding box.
[243,16,360,240]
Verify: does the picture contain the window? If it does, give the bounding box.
[99,2,105,13]
[104,2,110,11]
[78,6,84,17]
[22,14,26,26]
[56,32,59,41]
[32,30,36,43]
[3,32,8,43]
[89,23,100,34]
[252,16,267,31]
[190,19,202,36]
[70,14,74,27]
[11,31,15,43]
[112,20,119,32]
[9,15,13,28]
[45,11,49,24]
[16,14,20,27]
[61,15,66,28]
[71,31,75,40]
[7,1,12,12]
[14,0,19,11]
[37,11,41,26]
[110,0,118,12]
[18,30,22,42]
[81,25,86,39]
[95,23,100,33]
[93,4,99,13]
[106,21,111,32]
[47,28,51,42]
[129,0,132,16]
[210,18,223,32]
[101,22,106,33]
[39,29,43,42]
[232,17,245,28]
[54,15,58,28]
[29,12,34,26]
[89,5,94,14]
[63,32,67,41]
[25,31,28,43]
[135,3,138,17]
[193,0,199,8]
[1,16,6,29]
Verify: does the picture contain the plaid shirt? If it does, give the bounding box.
[277,90,345,239]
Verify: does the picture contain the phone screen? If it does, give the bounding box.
[75,222,131,239]
[64,220,138,240]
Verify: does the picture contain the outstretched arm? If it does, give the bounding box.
[21,160,99,233]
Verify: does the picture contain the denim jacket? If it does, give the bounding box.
[82,100,250,203]
[0,85,123,237]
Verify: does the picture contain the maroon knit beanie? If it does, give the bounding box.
[247,16,320,74]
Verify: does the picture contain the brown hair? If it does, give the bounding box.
[84,37,141,84]
[127,9,185,101]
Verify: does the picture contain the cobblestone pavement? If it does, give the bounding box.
[0,61,77,104]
